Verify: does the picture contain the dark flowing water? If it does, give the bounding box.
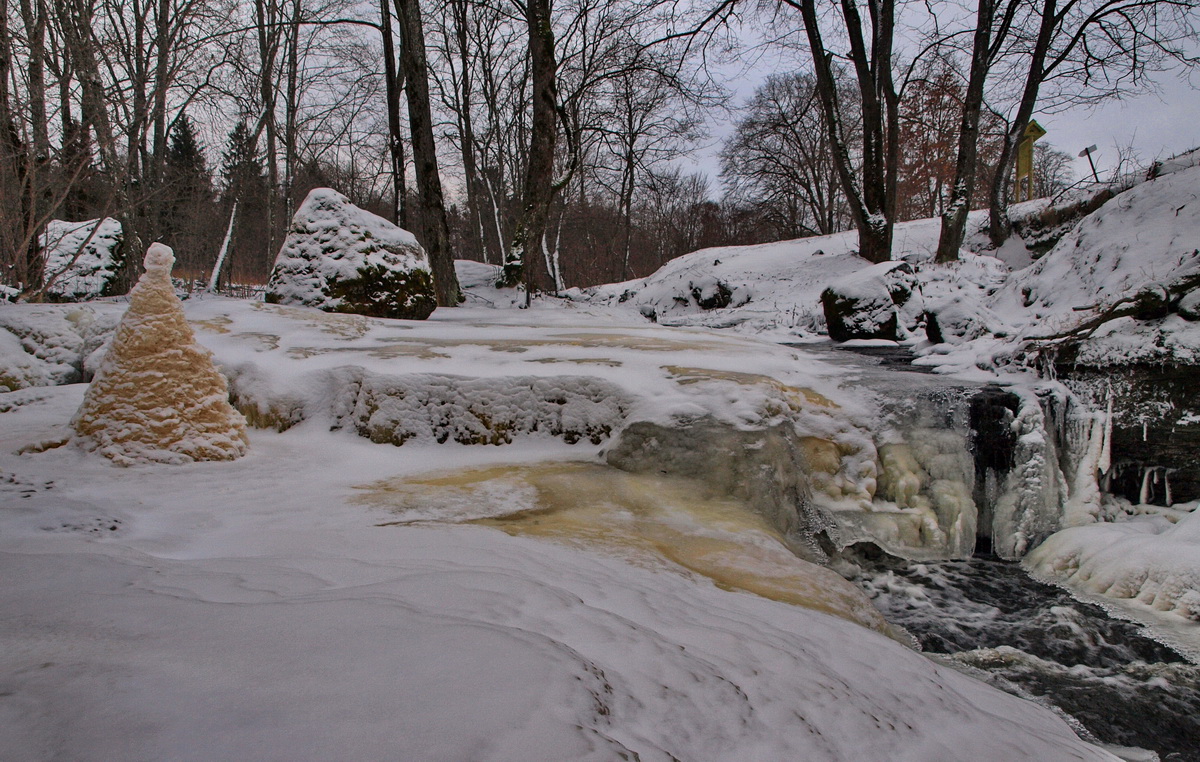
[852,550,1200,760]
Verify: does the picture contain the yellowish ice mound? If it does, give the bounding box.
[360,461,900,638]
[72,244,249,465]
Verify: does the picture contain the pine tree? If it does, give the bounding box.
[159,114,216,277]
[219,121,272,284]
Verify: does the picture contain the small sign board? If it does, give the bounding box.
[1015,119,1047,202]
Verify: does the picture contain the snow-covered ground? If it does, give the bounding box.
[5,152,1200,758]
[0,292,1121,760]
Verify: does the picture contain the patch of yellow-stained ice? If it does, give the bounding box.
[358,461,895,636]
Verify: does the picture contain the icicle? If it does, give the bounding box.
[1098,384,1113,475]
[1165,470,1173,506]
[1139,467,1153,505]
[208,201,238,294]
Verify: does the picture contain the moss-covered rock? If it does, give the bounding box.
[265,188,436,320]
[821,261,922,342]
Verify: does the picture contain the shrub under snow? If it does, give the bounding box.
[39,218,124,300]
[72,243,248,465]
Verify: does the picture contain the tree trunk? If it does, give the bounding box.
[793,0,894,263]
[0,0,33,287]
[283,0,301,225]
[19,0,49,160]
[208,202,238,293]
[935,0,997,263]
[395,0,461,306]
[255,0,281,257]
[988,0,1055,248]
[504,0,558,297]
[450,0,488,263]
[379,0,407,227]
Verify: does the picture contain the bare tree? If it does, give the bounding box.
[720,71,852,239]
[985,0,1198,247]
[395,0,461,305]
[778,0,901,263]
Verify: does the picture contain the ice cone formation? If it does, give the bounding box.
[72,243,249,465]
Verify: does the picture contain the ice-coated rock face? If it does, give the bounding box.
[72,244,249,465]
[265,188,437,320]
[820,261,924,342]
[606,418,840,562]
[38,218,124,301]
[330,369,633,446]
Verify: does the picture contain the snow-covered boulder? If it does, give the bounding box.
[1178,288,1200,321]
[0,305,119,390]
[820,261,923,342]
[72,244,248,465]
[925,295,999,345]
[39,218,124,300]
[265,188,436,320]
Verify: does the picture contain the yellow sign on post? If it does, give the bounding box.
[1014,119,1047,202]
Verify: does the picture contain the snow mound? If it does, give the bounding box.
[0,304,120,390]
[1027,504,1200,623]
[579,232,864,336]
[39,218,123,300]
[265,188,437,320]
[72,244,248,465]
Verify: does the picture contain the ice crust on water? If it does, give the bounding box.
[71,244,249,465]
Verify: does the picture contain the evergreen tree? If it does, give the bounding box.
[218,121,272,284]
[159,114,217,277]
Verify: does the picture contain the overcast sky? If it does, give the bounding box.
[679,40,1200,196]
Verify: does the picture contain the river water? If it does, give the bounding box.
[851,542,1200,759]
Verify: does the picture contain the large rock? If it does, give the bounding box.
[265,188,436,320]
[821,261,923,342]
[39,218,124,301]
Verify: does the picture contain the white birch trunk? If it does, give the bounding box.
[207,202,237,294]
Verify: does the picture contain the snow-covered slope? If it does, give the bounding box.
[575,212,1010,350]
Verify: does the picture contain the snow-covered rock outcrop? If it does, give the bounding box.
[38,218,124,300]
[820,261,924,342]
[72,244,248,465]
[0,305,121,391]
[265,188,437,320]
